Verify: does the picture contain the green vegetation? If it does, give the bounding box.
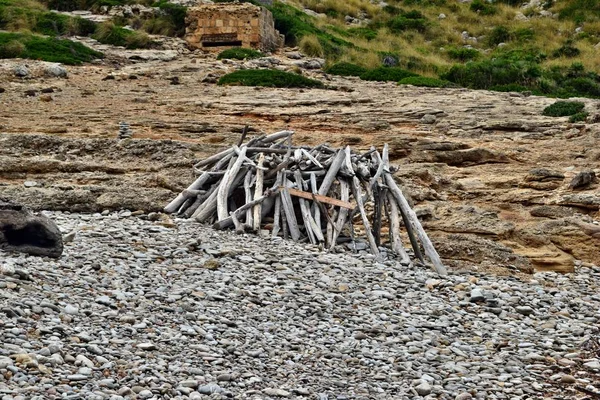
[299,34,324,57]
[4,0,600,100]
[325,62,367,76]
[218,69,325,88]
[447,47,479,62]
[93,21,151,49]
[267,1,352,56]
[398,76,451,87]
[217,47,263,60]
[385,10,429,33]
[360,66,418,81]
[470,0,496,15]
[542,100,585,117]
[569,111,589,122]
[0,32,102,63]
[148,0,187,37]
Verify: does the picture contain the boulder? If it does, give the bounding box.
[43,64,68,78]
[0,199,63,258]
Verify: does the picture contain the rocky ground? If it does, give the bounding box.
[2,43,600,274]
[0,211,599,399]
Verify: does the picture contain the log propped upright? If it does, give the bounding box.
[164,131,448,275]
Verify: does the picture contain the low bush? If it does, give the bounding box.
[398,76,450,87]
[552,41,580,58]
[360,66,418,82]
[470,0,496,15]
[542,101,585,117]
[151,0,186,37]
[386,10,428,33]
[93,21,151,49]
[0,32,103,64]
[441,54,541,89]
[217,47,263,60]
[569,111,589,122]
[0,38,24,57]
[218,69,325,88]
[299,34,323,57]
[347,27,377,41]
[447,47,479,62]
[489,83,530,92]
[325,62,366,76]
[268,1,351,56]
[487,26,511,47]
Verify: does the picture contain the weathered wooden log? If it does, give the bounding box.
[194,168,247,222]
[294,171,323,244]
[318,150,345,196]
[164,172,212,213]
[386,191,411,265]
[384,172,447,275]
[244,171,254,228]
[217,146,247,221]
[280,181,301,241]
[272,173,282,237]
[329,179,350,250]
[351,176,380,257]
[252,153,265,231]
[213,188,280,230]
[372,184,383,247]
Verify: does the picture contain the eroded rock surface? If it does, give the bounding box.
[1,52,599,272]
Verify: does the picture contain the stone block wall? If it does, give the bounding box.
[185,3,284,52]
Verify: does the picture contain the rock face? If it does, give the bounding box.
[0,199,63,258]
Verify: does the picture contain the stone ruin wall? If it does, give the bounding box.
[185,3,284,52]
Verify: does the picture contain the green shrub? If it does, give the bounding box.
[325,62,366,76]
[93,21,152,49]
[347,27,377,41]
[569,111,589,122]
[487,26,511,46]
[398,76,450,87]
[299,34,323,57]
[0,38,24,57]
[542,101,585,117]
[268,1,351,55]
[514,28,534,42]
[442,54,541,89]
[387,10,428,33]
[447,47,479,61]
[470,0,496,15]
[552,41,580,58]
[402,0,446,6]
[360,66,418,82]
[0,32,102,64]
[217,47,263,60]
[558,0,600,23]
[489,83,530,92]
[152,0,186,37]
[218,69,325,88]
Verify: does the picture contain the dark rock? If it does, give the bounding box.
[382,55,398,67]
[102,75,115,81]
[24,90,38,97]
[0,198,63,258]
[0,88,5,94]
[41,87,55,94]
[168,76,180,85]
[569,171,597,190]
[524,168,564,182]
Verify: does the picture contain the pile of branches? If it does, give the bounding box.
[164,130,446,275]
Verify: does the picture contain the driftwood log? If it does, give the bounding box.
[164,130,447,275]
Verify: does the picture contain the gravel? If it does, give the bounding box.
[1,211,600,399]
